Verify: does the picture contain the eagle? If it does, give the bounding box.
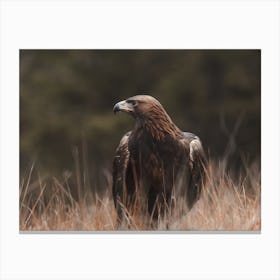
[112,95,206,223]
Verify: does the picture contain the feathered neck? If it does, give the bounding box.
[135,106,182,141]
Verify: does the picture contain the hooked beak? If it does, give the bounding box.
[113,100,134,114]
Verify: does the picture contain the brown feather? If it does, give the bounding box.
[112,95,206,223]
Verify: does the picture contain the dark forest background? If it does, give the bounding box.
[20,50,260,193]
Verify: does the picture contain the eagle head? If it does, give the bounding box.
[113,95,182,140]
[113,95,164,119]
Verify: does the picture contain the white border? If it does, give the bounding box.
[1,1,279,279]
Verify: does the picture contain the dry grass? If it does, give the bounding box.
[19,160,260,231]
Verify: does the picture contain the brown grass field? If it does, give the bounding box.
[19,160,261,231]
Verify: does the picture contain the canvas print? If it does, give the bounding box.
[20,50,261,231]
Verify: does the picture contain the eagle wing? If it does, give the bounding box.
[112,131,132,220]
[180,132,206,209]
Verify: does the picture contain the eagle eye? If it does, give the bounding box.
[127,100,137,107]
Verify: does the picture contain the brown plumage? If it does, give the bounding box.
[112,95,206,222]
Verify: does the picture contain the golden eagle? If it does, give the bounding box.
[112,95,206,222]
